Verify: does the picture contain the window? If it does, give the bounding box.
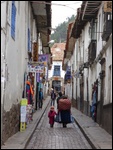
[11,1,16,39]
[53,66,60,76]
[108,14,111,20]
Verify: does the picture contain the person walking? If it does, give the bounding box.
[58,95,71,128]
[39,88,44,109]
[48,106,57,128]
[56,91,63,109]
[26,79,34,105]
[51,89,56,106]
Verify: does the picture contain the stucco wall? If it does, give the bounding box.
[4,2,27,111]
[104,42,112,104]
[1,1,38,143]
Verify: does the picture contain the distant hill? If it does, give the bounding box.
[50,15,75,44]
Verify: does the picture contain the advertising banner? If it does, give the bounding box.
[38,54,48,66]
[33,42,38,61]
[27,65,44,73]
[36,73,40,82]
[20,98,27,132]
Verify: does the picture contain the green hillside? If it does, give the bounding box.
[50,15,75,43]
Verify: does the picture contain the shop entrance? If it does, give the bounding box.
[52,80,61,92]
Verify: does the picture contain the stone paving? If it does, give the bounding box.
[71,108,112,149]
[26,103,92,149]
[1,96,112,149]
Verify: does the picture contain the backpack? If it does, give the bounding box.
[58,99,71,110]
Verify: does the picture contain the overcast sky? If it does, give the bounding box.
[51,1,82,29]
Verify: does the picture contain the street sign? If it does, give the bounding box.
[20,98,27,132]
[27,64,44,73]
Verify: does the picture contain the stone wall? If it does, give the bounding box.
[2,103,20,144]
[93,101,112,135]
[71,98,76,107]
[102,103,112,135]
[96,101,101,124]
[77,97,80,111]
[83,101,90,116]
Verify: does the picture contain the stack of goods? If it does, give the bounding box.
[26,104,33,123]
[58,99,71,110]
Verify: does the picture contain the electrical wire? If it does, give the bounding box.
[32,1,101,15]
[64,2,82,5]
[32,1,80,11]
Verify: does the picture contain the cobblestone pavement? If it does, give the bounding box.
[26,103,92,149]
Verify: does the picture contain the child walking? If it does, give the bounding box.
[48,106,57,128]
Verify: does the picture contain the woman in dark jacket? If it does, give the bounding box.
[39,88,43,108]
[57,94,71,128]
[56,92,63,109]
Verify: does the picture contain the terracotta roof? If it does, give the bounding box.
[51,43,66,51]
[51,43,66,61]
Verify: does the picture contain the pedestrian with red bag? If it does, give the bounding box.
[56,93,72,128]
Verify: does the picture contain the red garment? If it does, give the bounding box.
[26,81,34,96]
[27,90,31,104]
[48,110,57,125]
[58,99,71,110]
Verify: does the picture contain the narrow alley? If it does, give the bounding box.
[1,1,112,149]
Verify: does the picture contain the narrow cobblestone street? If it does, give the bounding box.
[26,102,92,149]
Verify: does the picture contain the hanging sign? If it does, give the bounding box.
[38,54,48,66]
[35,65,44,73]
[20,98,28,132]
[33,42,38,61]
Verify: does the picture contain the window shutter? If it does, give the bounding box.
[28,28,31,52]
[11,1,16,39]
[53,66,60,76]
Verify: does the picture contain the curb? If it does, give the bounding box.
[73,118,100,149]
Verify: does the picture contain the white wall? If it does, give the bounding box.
[72,39,80,100]
[96,3,112,105]
[1,1,7,28]
[1,1,38,111]
[1,1,7,102]
[96,3,105,57]
[105,42,112,104]
[48,61,65,78]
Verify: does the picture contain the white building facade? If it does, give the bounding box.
[49,61,65,94]
[1,1,51,144]
[1,1,38,143]
[63,1,112,135]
